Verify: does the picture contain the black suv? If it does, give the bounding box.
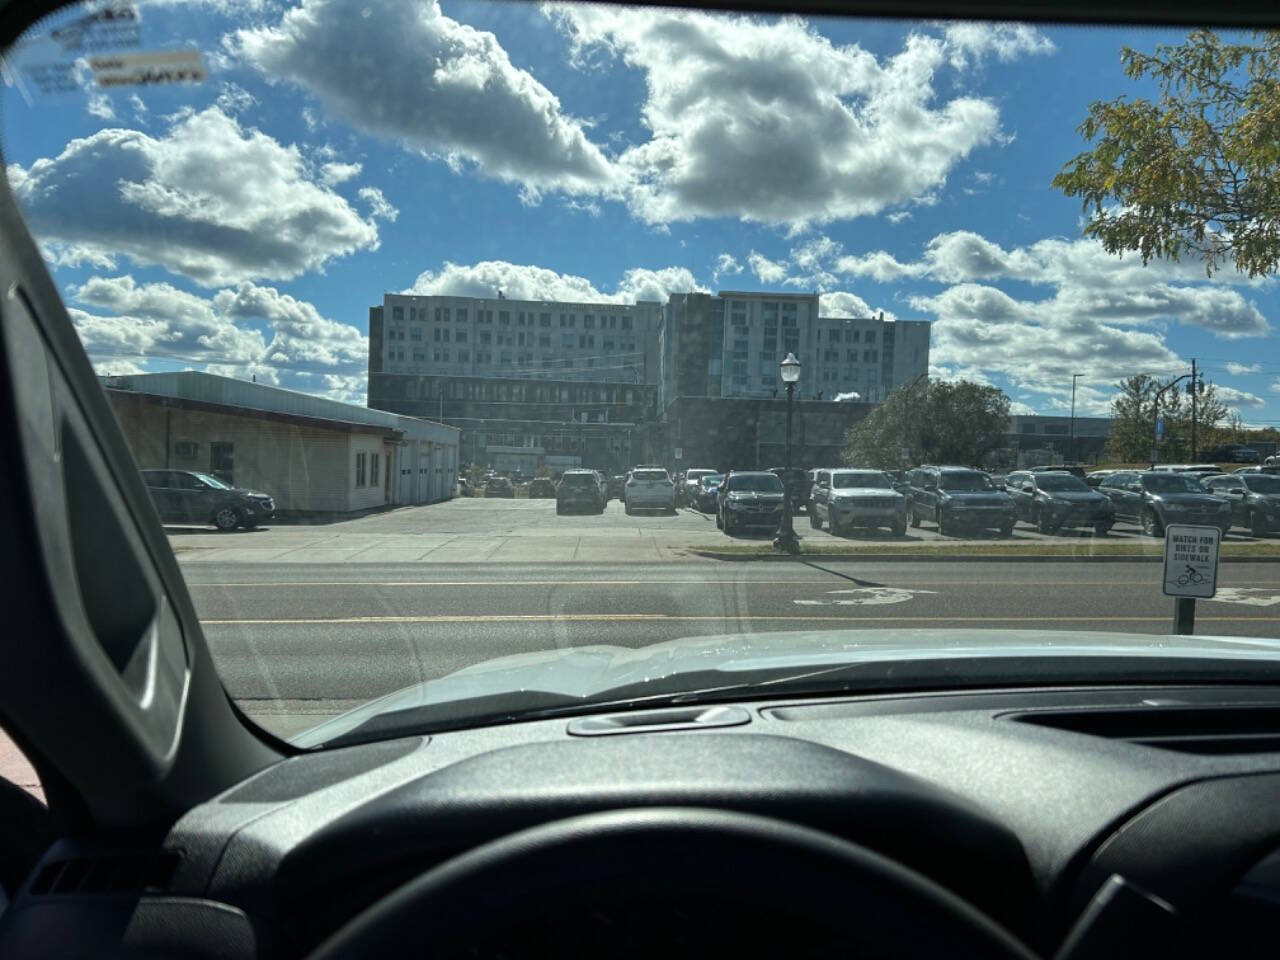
[905,466,1016,537]
[1204,444,1261,463]
[484,477,515,498]
[1098,471,1232,537]
[140,469,275,531]
[716,471,786,536]
[1005,470,1115,535]
[528,478,556,499]
[556,470,605,515]
[1202,473,1280,537]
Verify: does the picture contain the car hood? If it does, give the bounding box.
[939,490,1009,502]
[1039,490,1107,503]
[726,490,784,500]
[1148,492,1225,505]
[233,487,271,499]
[291,627,1280,747]
[831,487,903,499]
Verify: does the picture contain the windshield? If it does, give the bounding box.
[1035,475,1090,492]
[939,473,995,492]
[1142,475,1204,493]
[1245,476,1280,494]
[5,0,1279,749]
[832,471,892,489]
[193,472,232,490]
[726,475,784,493]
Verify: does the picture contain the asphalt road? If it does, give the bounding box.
[182,559,1280,739]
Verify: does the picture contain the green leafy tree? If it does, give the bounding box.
[1105,373,1230,461]
[843,380,1010,469]
[1053,30,1280,278]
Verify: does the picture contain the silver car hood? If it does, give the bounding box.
[291,628,1280,747]
[831,487,904,498]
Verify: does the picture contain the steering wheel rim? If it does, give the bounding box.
[309,807,1039,959]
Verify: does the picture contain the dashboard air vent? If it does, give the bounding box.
[1006,705,1280,754]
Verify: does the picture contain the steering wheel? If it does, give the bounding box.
[310,808,1039,959]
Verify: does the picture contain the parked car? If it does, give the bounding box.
[484,477,515,498]
[1204,444,1261,463]
[694,473,724,512]
[529,478,556,499]
[809,469,907,537]
[1098,471,1232,537]
[905,465,1017,537]
[1202,472,1280,536]
[1233,465,1280,476]
[1151,463,1223,477]
[140,469,275,531]
[555,470,605,515]
[1004,470,1115,535]
[607,474,626,500]
[680,468,717,507]
[716,471,786,535]
[768,467,810,514]
[1029,464,1088,480]
[457,477,474,497]
[624,467,676,515]
[1084,469,1118,488]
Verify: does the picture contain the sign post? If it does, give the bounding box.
[1162,524,1221,635]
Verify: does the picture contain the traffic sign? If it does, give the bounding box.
[1162,524,1220,599]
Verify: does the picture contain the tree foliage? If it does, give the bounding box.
[1105,373,1230,462]
[1053,30,1280,277]
[842,380,1011,469]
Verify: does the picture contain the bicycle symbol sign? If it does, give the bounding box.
[1163,524,1220,599]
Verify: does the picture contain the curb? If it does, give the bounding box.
[687,550,1280,564]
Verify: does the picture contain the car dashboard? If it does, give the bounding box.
[6,683,1280,958]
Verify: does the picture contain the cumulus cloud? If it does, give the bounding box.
[9,106,380,286]
[747,251,788,285]
[1226,362,1261,375]
[712,253,742,283]
[819,291,893,319]
[87,92,115,120]
[550,6,1019,226]
[358,186,399,221]
[404,260,705,304]
[1216,385,1266,409]
[942,22,1055,69]
[320,160,361,185]
[233,0,615,198]
[67,274,368,398]
[214,81,257,114]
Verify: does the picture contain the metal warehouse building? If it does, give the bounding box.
[102,372,459,514]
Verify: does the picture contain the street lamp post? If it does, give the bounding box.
[903,372,928,467]
[774,353,802,554]
[1069,373,1083,465]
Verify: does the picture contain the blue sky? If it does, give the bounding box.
[4,0,1277,424]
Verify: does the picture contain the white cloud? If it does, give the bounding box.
[886,211,912,225]
[818,291,893,320]
[215,81,257,114]
[404,260,704,304]
[712,253,742,283]
[357,186,399,221]
[233,0,616,198]
[551,6,1020,226]
[67,274,368,399]
[1226,362,1261,375]
[942,22,1056,70]
[320,160,362,185]
[1216,385,1266,409]
[9,106,380,286]
[87,92,115,120]
[747,251,788,285]
[128,93,148,124]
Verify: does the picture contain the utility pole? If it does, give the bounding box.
[1190,358,1198,461]
[1069,373,1083,465]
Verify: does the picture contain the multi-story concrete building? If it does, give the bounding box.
[372,293,663,385]
[659,291,930,411]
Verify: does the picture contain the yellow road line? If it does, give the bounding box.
[201,613,1280,626]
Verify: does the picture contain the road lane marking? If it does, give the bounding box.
[200,614,1280,625]
[795,587,939,606]
[183,578,1280,588]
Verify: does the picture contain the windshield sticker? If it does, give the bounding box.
[794,587,937,606]
[49,4,140,53]
[91,49,206,87]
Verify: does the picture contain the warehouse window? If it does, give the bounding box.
[356,452,367,486]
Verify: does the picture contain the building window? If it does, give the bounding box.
[517,312,526,325]
[499,311,510,325]
[410,327,422,341]
[413,350,425,361]
[851,329,861,343]
[562,333,574,348]
[434,307,442,322]
[442,351,450,362]
[458,349,470,362]
[442,308,450,322]
[456,308,468,322]
[829,329,841,343]
[355,452,367,486]
[865,330,876,344]
[621,316,632,331]
[456,331,467,344]
[584,314,595,329]
[501,352,512,365]
[442,329,451,343]
[392,306,404,322]
[433,350,440,362]
[540,334,551,348]
[540,312,551,327]
[569,314,577,328]
[603,337,615,350]
[370,453,380,487]
[579,335,587,348]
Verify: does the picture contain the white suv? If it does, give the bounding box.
[624,468,676,515]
